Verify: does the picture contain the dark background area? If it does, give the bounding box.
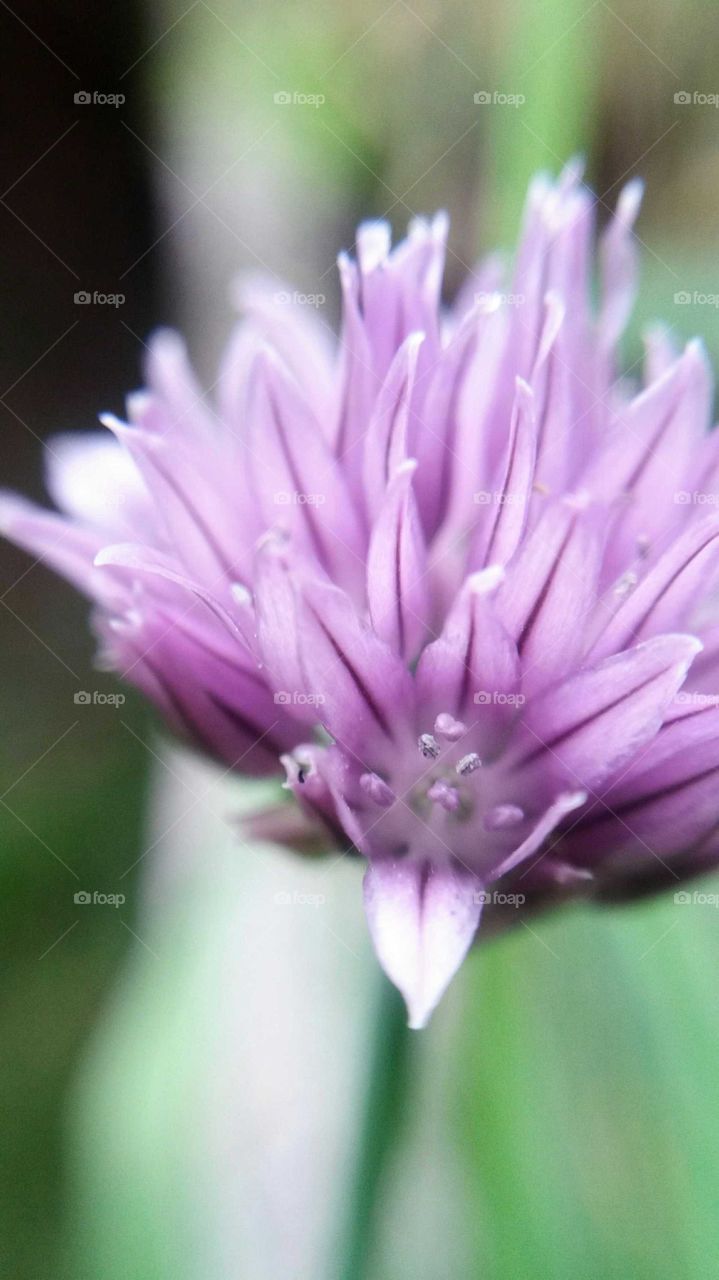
[0,4,157,1275]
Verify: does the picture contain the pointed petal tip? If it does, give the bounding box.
[406,1002,433,1032]
[0,491,29,535]
[466,564,505,595]
[94,542,133,569]
[99,411,123,431]
[363,858,482,1031]
[356,219,392,272]
[617,176,644,221]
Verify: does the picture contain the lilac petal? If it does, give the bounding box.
[490,790,587,880]
[643,324,679,383]
[496,499,606,694]
[599,691,719,813]
[391,213,448,356]
[362,333,424,520]
[363,858,482,1028]
[280,743,343,836]
[584,342,711,570]
[103,412,254,584]
[297,578,415,755]
[450,250,505,323]
[230,273,334,426]
[348,215,446,385]
[686,621,719,694]
[334,251,376,460]
[215,324,259,437]
[44,431,154,538]
[0,493,107,597]
[528,293,586,493]
[472,377,536,567]
[416,567,520,741]
[515,633,703,792]
[509,165,593,381]
[412,304,484,537]
[98,604,298,775]
[245,349,364,588]
[367,460,430,662]
[95,542,247,645]
[252,543,318,725]
[589,515,719,659]
[569,707,719,866]
[598,178,643,355]
[143,329,217,440]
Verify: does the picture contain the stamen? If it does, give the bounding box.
[434,712,467,742]
[360,772,395,808]
[484,803,525,831]
[418,732,441,759]
[456,752,481,776]
[428,779,460,812]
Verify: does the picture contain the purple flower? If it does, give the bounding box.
[4,161,719,1026]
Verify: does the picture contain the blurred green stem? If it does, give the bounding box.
[338,978,412,1280]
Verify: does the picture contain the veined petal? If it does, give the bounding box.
[471,377,536,568]
[496,499,607,694]
[416,567,520,753]
[490,790,587,880]
[514,633,703,792]
[298,578,414,756]
[589,514,719,659]
[230,272,334,426]
[334,250,376,460]
[367,461,430,662]
[363,857,482,1028]
[583,342,712,532]
[362,333,424,520]
[94,542,249,647]
[103,411,254,584]
[246,349,364,588]
[253,541,312,719]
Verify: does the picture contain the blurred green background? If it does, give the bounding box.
[2,0,719,1276]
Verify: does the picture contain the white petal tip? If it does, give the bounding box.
[466,564,505,595]
[364,859,483,1031]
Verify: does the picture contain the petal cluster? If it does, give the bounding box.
[4,163,719,1026]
